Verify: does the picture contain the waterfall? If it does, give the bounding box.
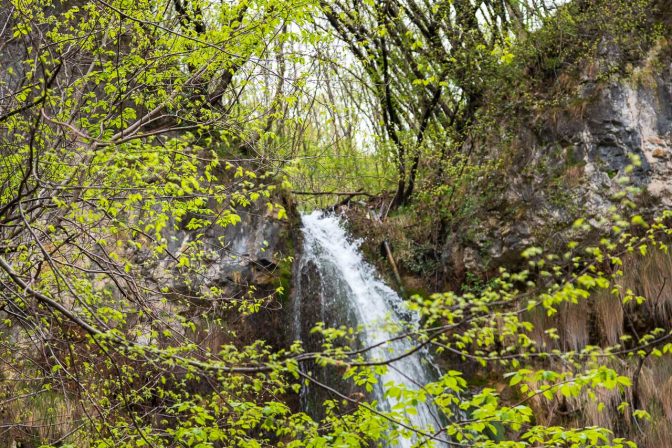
[294,211,448,447]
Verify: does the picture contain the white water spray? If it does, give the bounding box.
[296,211,448,447]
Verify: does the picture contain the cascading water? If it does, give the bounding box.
[294,211,448,447]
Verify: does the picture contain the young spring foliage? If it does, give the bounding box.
[0,0,670,447]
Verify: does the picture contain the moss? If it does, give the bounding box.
[628,37,670,88]
[403,286,431,302]
[273,251,294,303]
[270,210,297,303]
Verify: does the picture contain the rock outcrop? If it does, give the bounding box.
[459,42,672,275]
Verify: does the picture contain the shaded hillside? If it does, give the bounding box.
[341,2,672,446]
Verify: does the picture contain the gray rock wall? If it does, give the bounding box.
[464,49,672,273]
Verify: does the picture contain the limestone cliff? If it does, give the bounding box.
[470,41,672,272]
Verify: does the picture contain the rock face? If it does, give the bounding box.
[144,193,300,349]
[462,46,672,274]
[196,195,299,348]
[571,63,672,208]
[292,258,362,418]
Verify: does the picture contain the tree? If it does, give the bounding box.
[319,0,562,207]
[0,0,670,446]
[0,0,312,445]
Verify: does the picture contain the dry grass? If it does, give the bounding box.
[558,301,590,351]
[594,288,625,346]
[581,384,628,431]
[605,249,672,326]
[525,299,591,352]
[635,357,672,447]
[525,307,555,350]
[563,164,585,188]
[661,377,672,423]
[521,248,672,443]
[561,248,672,352]
[635,250,672,323]
[641,421,672,448]
[0,382,85,447]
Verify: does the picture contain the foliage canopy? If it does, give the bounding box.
[0,0,671,446]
